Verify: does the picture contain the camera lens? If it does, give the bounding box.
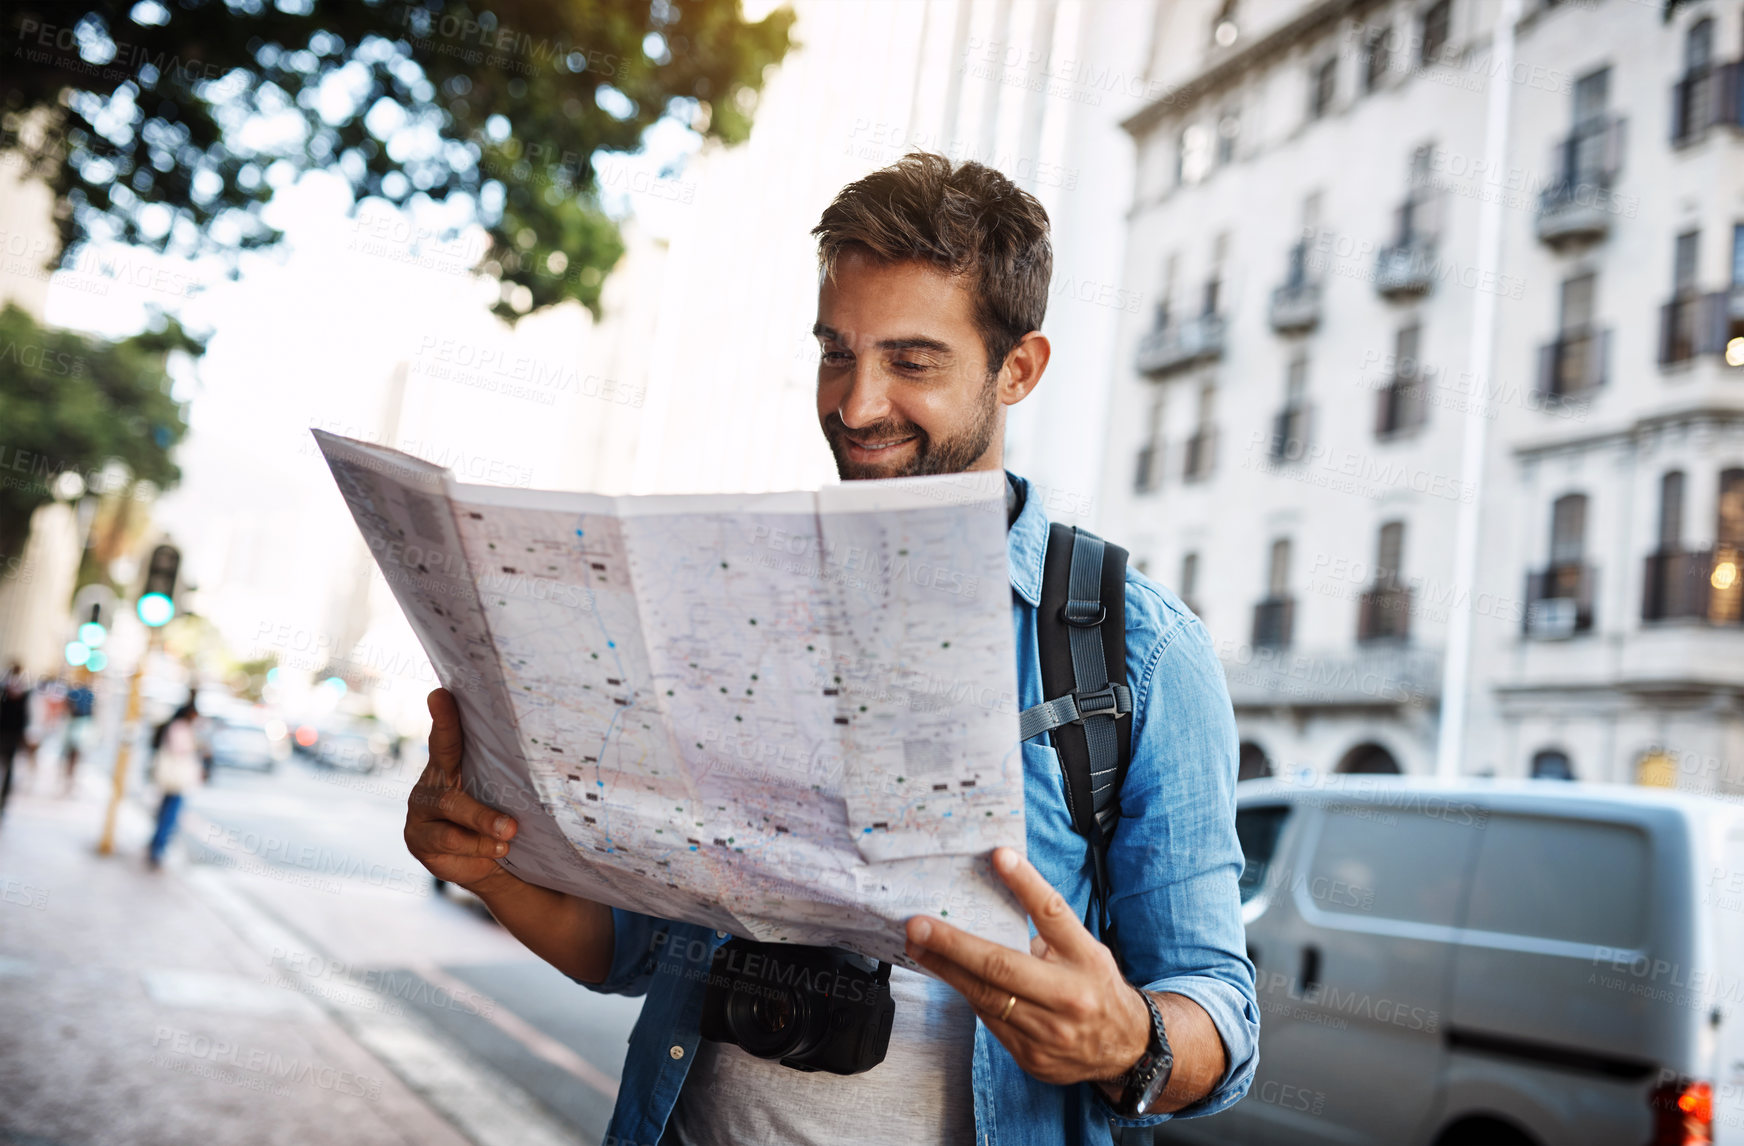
[751,991,796,1035]
[727,985,817,1060]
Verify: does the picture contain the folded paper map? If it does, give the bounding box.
[313,430,1028,967]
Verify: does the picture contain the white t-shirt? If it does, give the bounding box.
[665,965,977,1146]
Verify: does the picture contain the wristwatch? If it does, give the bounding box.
[1112,988,1174,1117]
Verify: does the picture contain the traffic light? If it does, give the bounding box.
[67,584,117,669]
[137,543,180,627]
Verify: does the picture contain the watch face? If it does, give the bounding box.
[1134,1058,1171,1114]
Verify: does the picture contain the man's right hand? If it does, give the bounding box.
[405,688,521,894]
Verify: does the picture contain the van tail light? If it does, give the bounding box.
[1651,1077,1713,1146]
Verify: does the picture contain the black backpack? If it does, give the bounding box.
[1019,523,1133,949]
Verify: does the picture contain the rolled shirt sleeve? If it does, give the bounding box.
[1100,595,1259,1125]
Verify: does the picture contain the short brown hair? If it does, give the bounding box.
[812,152,1052,373]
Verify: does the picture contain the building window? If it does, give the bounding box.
[1360,521,1411,642]
[1364,26,1392,92]
[1237,742,1272,783]
[1133,395,1165,495]
[1216,107,1240,165]
[1542,272,1606,397]
[1419,0,1452,66]
[1180,551,1200,613]
[1674,229,1700,297]
[1530,750,1575,780]
[1720,468,1744,549]
[1309,56,1338,120]
[1731,223,1744,287]
[1526,493,1594,637]
[1551,493,1587,566]
[1376,323,1429,437]
[1658,470,1686,549]
[1253,538,1294,649]
[1184,383,1217,482]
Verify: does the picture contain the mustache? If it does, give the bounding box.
[822,412,925,446]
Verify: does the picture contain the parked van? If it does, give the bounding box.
[1155,777,1744,1146]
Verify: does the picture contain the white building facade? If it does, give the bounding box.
[1097,0,1744,793]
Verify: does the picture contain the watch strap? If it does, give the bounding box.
[1115,988,1174,1118]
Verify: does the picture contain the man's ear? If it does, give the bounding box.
[997,331,1050,407]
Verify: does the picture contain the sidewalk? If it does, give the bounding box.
[0,767,575,1146]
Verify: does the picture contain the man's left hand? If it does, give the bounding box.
[904,846,1149,1087]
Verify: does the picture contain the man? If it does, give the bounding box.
[406,153,1258,1144]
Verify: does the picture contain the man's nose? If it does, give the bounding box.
[836,365,892,428]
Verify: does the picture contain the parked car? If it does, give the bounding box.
[1156,777,1744,1146]
[207,715,291,772]
[311,724,393,773]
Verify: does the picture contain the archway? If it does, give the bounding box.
[1530,749,1575,780]
[1238,741,1273,782]
[1336,741,1402,774]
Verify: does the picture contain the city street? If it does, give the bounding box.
[0,736,643,1146]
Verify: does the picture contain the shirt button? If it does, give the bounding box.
[716,930,728,939]
[669,1045,685,1060]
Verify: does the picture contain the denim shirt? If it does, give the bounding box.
[586,473,1259,1146]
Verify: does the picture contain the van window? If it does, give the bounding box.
[1236,805,1290,904]
[1309,806,1478,926]
[1463,814,1650,947]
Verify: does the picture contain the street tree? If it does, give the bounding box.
[1,0,795,320]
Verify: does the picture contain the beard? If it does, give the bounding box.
[823,376,1001,481]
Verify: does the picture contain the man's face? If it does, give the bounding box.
[814,249,1004,481]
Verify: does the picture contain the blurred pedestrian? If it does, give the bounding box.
[63,675,95,796]
[0,662,31,821]
[147,698,201,869]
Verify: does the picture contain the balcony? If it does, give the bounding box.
[1374,374,1428,438]
[1221,644,1442,709]
[1373,241,1435,300]
[1182,427,1217,483]
[1524,563,1596,639]
[1135,313,1226,377]
[1642,547,1744,625]
[1671,62,1743,146]
[1535,327,1610,400]
[1358,585,1413,643]
[1269,243,1321,333]
[1268,404,1310,462]
[1133,441,1162,495]
[1251,596,1294,650]
[1534,115,1625,247]
[1658,292,1732,367]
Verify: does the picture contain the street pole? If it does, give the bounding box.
[1436,0,1521,780]
[96,627,158,855]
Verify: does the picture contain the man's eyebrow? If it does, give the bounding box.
[810,324,953,355]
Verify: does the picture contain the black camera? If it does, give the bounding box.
[699,938,895,1075]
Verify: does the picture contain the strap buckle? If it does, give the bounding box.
[1071,683,1130,723]
[1060,598,1106,627]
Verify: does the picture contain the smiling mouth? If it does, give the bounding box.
[844,436,917,453]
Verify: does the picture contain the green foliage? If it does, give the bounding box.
[1,0,794,320]
[0,302,192,558]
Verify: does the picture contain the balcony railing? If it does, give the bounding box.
[1524,563,1596,638]
[1269,242,1321,333]
[1535,327,1610,399]
[1671,62,1744,146]
[1268,404,1310,462]
[1182,428,1217,483]
[1535,115,1625,247]
[1251,596,1295,650]
[1135,313,1226,377]
[1658,292,1732,366]
[1358,586,1413,643]
[1133,441,1162,495]
[1374,374,1428,438]
[1642,547,1744,625]
[1374,240,1435,299]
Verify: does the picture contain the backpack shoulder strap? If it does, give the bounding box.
[1023,523,1132,930]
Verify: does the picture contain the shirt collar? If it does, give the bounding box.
[1005,471,1046,607]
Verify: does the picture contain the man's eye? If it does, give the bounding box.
[821,350,852,364]
[894,360,928,372]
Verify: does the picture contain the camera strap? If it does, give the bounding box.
[1020,523,1132,954]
